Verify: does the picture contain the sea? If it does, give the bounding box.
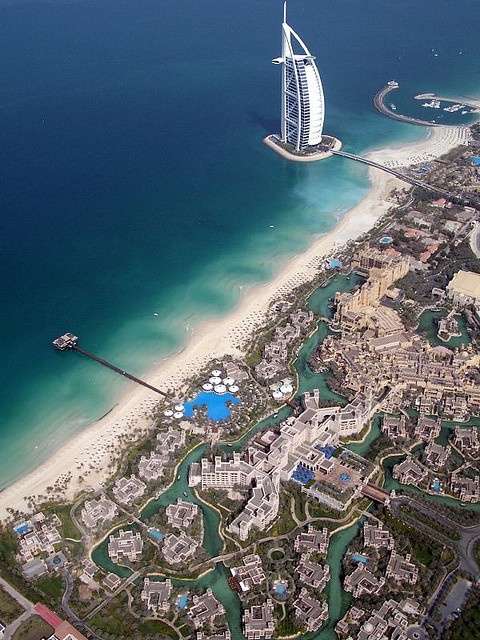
[0,0,479,488]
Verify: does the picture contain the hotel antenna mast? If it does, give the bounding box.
[266,1,341,161]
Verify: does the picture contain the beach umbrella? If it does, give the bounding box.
[214,384,227,394]
[174,403,184,412]
[228,385,239,393]
[210,376,222,385]
[202,383,213,391]
[211,369,222,377]
[163,410,174,417]
[174,411,184,419]
[223,377,235,386]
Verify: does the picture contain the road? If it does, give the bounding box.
[0,575,35,640]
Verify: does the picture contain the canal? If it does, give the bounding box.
[90,273,375,639]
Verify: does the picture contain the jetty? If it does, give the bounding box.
[52,333,167,397]
[373,81,459,128]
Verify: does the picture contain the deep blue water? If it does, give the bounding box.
[184,391,240,421]
[0,0,479,486]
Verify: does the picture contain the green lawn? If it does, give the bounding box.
[139,620,179,639]
[12,616,53,640]
[0,586,24,624]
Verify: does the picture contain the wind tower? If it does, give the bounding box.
[266,2,341,161]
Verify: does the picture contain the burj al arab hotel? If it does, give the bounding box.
[265,2,341,161]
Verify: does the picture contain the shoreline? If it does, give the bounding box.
[0,126,469,519]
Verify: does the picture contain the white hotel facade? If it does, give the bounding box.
[272,2,325,151]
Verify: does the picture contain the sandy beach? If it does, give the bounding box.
[0,125,470,519]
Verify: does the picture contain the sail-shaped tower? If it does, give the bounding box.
[273,2,325,151]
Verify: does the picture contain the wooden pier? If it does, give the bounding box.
[52,333,167,397]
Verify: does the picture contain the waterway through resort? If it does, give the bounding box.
[91,272,470,639]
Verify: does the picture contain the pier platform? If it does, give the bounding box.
[264,134,342,162]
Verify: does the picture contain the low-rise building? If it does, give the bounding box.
[454,426,480,454]
[381,415,407,441]
[107,529,143,563]
[386,551,418,585]
[141,577,172,613]
[447,270,480,305]
[343,565,385,598]
[392,457,427,486]
[230,554,266,592]
[158,427,186,453]
[81,496,118,530]
[162,532,198,565]
[363,522,394,550]
[112,475,146,505]
[21,558,48,580]
[414,416,441,442]
[293,588,328,632]
[424,441,450,469]
[243,600,275,640]
[450,469,480,502]
[295,556,330,591]
[294,526,329,555]
[188,589,224,629]
[166,499,198,529]
[103,573,122,592]
[138,451,167,482]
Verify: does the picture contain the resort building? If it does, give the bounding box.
[293,589,328,632]
[454,426,480,454]
[424,441,450,469]
[343,565,385,598]
[243,600,275,640]
[363,522,394,550]
[141,578,172,613]
[294,525,329,555]
[162,533,198,565]
[392,457,427,486]
[159,427,186,453]
[273,2,325,152]
[81,496,118,530]
[381,415,407,441]
[138,451,167,482]
[103,573,122,592]
[295,556,330,590]
[112,475,146,505]
[386,551,418,585]
[166,499,198,529]
[450,468,480,502]
[414,416,441,442]
[107,529,143,563]
[447,270,480,305]
[230,554,266,592]
[17,521,62,562]
[188,589,225,629]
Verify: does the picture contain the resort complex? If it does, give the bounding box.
[2,5,480,640]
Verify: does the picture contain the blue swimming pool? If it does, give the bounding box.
[14,523,32,536]
[183,391,240,421]
[352,553,368,565]
[148,528,165,541]
[176,594,189,609]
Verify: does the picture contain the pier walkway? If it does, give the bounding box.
[73,345,167,397]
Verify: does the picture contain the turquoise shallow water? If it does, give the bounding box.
[0,0,479,487]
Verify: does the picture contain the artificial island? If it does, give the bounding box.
[264,2,342,162]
